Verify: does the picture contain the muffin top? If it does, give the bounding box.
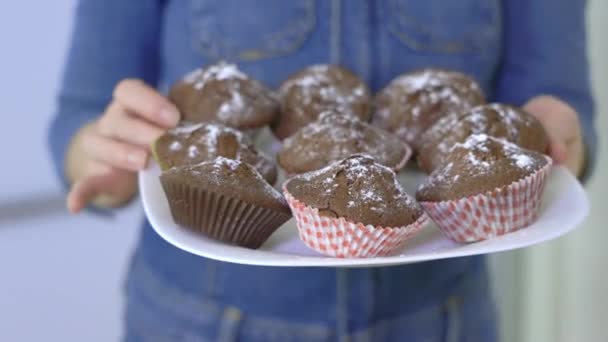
[417,103,549,173]
[416,134,550,202]
[273,64,371,140]
[161,157,290,213]
[285,155,422,227]
[372,68,485,149]
[278,111,411,174]
[168,61,278,129]
[153,122,277,184]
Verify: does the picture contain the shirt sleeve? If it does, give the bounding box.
[48,0,164,189]
[494,0,597,182]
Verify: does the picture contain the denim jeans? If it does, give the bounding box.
[124,223,497,342]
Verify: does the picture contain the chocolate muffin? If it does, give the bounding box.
[285,155,422,228]
[160,157,291,249]
[152,122,277,185]
[416,134,550,202]
[169,61,279,129]
[277,111,411,175]
[417,103,549,173]
[372,68,485,150]
[273,64,372,140]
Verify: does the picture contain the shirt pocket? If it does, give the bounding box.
[384,0,501,54]
[189,0,316,61]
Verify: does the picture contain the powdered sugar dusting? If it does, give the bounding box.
[514,154,533,169]
[183,69,203,87]
[212,63,246,80]
[288,155,421,225]
[420,162,454,190]
[454,134,539,171]
[197,156,284,202]
[171,122,204,134]
[435,129,491,159]
[402,69,435,89]
[489,103,528,138]
[199,124,224,155]
[184,61,246,90]
[461,132,490,149]
[160,123,276,182]
[165,123,241,160]
[169,141,182,151]
[280,112,407,171]
[342,156,414,212]
[179,62,278,126]
[308,64,330,73]
[280,65,368,121]
[217,90,245,121]
[297,113,365,142]
[390,70,467,108]
[353,85,365,97]
[176,156,239,179]
[427,103,530,153]
[210,156,240,170]
[419,134,544,194]
[374,69,485,146]
[300,155,412,210]
[187,145,199,159]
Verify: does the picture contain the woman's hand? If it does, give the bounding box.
[66,79,180,213]
[524,95,586,177]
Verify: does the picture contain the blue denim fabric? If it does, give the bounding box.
[126,224,496,341]
[48,0,596,341]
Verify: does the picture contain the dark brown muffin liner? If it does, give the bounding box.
[160,178,291,249]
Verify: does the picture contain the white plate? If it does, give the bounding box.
[139,159,589,267]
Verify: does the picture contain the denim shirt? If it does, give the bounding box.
[48,0,596,340]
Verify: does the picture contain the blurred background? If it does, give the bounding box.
[0,1,605,341]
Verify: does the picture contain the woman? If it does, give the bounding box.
[49,1,596,341]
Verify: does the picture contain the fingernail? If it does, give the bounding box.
[127,150,146,168]
[67,198,78,214]
[160,107,180,126]
[67,188,81,214]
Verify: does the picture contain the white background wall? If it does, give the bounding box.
[518,1,608,341]
[0,1,606,341]
[0,2,141,341]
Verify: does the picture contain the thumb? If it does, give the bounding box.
[67,173,117,213]
[67,169,137,213]
[524,97,574,163]
[548,141,568,164]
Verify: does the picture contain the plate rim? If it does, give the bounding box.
[139,164,590,267]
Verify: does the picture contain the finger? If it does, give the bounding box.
[525,106,577,158]
[548,141,568,164]
[525,98,580,142]
[113,79,180,127]
[82,133,148,171]
[534,116,575,165]
[98,104,165,148]
[67,173,116,213]
[527,108,580,163]
[565,139,585,176]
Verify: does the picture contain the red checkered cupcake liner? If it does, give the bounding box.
[283,190,428,258]
[420,157,553,243]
